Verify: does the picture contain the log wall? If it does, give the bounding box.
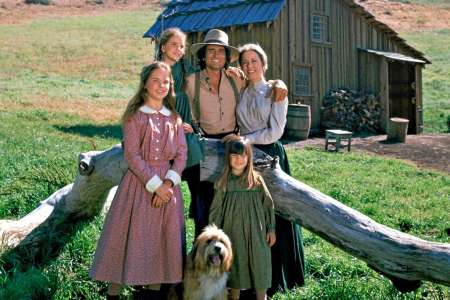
[185,0,424,132]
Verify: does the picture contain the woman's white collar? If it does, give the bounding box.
[139,105,172,116]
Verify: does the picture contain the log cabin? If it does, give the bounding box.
[144,0,430,135]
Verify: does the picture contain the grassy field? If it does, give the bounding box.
[0,6,449,300]
[402,29,450,133]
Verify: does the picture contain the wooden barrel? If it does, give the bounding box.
[285,104,311,140]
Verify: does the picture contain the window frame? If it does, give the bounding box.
[311,13,329,43]
[292,64,313,97]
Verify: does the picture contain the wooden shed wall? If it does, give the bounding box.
[185,0,423,131]
[277,0,422,131]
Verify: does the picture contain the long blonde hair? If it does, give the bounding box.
[216,139,260,191]
[121,62,176,124]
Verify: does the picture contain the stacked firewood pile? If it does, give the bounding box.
[321,88,382,133]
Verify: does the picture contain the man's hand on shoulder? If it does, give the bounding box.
[225,66,246,81]
[268,79,288,102]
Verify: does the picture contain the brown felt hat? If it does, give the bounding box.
[190,29,239,62]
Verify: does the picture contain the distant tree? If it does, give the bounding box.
[25,0,51,5]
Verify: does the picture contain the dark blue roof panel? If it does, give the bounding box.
[144,0,285,38]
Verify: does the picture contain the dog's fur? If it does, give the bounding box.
[183,224,233,300]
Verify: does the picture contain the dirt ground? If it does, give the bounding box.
[0,0,159,24]
[356,0,450,32]
[1,0,450,30]
[287,134,450,174]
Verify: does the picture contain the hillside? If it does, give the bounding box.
[0,0,160,24]
[356,0,450,32]
[1,0,449,32]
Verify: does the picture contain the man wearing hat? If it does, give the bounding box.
[185,28,287,238]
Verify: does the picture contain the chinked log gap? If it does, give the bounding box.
[0,140,449,291]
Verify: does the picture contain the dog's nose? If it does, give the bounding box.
[214,245,222,253]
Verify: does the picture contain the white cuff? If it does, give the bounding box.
[242,136,253,145]
[165,170,181,186]
[145,175,163,193]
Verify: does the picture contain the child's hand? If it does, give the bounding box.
[183,122,194,133]
[267,232,276,247]
[151,194,165,208]
[155,182,173,203]
[152,181,173,208]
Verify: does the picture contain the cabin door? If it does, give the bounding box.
[388,61,417,134]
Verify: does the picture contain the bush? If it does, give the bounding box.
[25,0,51,5]
[86,0,104,5]
[447,115,450,133]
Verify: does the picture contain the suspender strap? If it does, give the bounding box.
[225,73,240,133]
[190,71,202,134]
[192,71,201,123]
[226,74,240,106]
[191,71,240,135]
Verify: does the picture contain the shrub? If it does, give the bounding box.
[24,0,51,5]
[447,115,450,133]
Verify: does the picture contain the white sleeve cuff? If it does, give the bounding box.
[242,136,253,144]
[145,175,163,193]
[165,170,181,186]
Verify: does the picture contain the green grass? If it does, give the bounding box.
[402,29,450,133]
[0,8,160,299]
[288,147,450,242]
[0,9,159,107]
[0,6,449,300]
[0,110,119,218]
[1,110,449,299]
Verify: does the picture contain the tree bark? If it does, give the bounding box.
[0,141,449,290]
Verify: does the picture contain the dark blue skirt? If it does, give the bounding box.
[254,141,305,295]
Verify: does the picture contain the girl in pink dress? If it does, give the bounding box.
[90,61,187,299]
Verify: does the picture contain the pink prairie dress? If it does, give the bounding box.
[90,105,187,285]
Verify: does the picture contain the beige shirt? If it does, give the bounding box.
[185,70,244,135]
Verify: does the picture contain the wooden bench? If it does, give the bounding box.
[325,129,353,152]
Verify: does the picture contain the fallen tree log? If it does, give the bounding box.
[0,141,449,290]
[0,145,126,248]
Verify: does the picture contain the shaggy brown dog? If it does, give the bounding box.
[183,224,233,300]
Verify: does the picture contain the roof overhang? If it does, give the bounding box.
[143,0,285,39]
[358,48,430,64]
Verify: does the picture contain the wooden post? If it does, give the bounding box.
[380,57,389,133]
[415,64,424,133]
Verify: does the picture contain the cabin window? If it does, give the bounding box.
[293,66,311,96]
[311,14,328,43]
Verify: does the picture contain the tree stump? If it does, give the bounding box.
[387,117,409,142]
